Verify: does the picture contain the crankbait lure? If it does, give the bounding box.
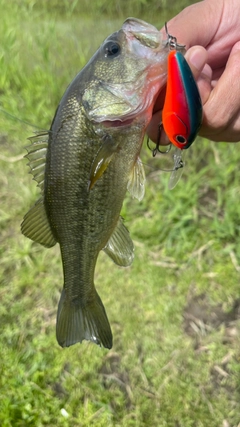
[147,23,203,188]
[162,25,203,150]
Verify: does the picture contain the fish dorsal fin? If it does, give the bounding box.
[88,136,120,190]
[21,197,57,248]
[127,156,146,201]
[25,133,48,193]
[103,217,134,267]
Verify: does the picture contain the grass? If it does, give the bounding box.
[0,1,240,426]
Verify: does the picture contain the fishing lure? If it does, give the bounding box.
[147,24,203,188]
[162,36,203,150]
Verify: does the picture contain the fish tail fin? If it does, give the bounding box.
[56,289,112,349]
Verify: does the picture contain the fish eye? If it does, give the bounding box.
[176,135,187,144]
[104,41,121,58]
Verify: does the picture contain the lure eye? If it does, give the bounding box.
[104,41,121,58]
[176,135,187,144]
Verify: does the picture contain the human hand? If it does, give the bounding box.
[147,0,240,143]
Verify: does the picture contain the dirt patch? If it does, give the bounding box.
[0,133,9,147]
[99,352,132,410]
[183,293,240,418]
[183,293,240,337]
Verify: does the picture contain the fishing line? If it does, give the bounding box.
[0,107,49,133]
[0,107,181,173]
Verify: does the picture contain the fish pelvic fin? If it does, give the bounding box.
[56,289,112,349]
[127,156,145,201]
[21,197,57,248]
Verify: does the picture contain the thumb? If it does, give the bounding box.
[185,46,209,79]
[185,46,212,105]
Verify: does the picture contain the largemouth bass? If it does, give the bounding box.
[21,18,171,349]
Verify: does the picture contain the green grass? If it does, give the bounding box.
[1,1,240,426]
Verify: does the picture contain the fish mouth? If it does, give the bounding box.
[122,18,163,51]
[84,18,169,128]
[100,117,135,129]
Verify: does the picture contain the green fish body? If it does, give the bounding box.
[22,18,170,348]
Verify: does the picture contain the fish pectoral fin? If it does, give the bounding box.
[56,289,112,349]
[103,216,134,267]
[88,137,120,190]
[25,133,48,194]
[21,197,57,248]
[127,156,146,201]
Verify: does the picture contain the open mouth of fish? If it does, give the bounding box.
[85,18,169,130]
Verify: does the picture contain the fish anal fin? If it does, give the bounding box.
[56,289,112,349]
[88,137,120,190]
[127,156,145,201]
[103,216,134,267]
[21,197,57,248]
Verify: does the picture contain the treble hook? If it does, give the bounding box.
[147,122,171,157]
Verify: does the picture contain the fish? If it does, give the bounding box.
[21,17,171,349]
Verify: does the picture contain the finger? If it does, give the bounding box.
[185,46,212,106]
[160,0,222,49]
[147,111,162,143]
[184,47,209,80]
[200,41,240,142]
[152,86,166,114]
[211,67,225,86]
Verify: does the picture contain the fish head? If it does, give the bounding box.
[81,18,170,128]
